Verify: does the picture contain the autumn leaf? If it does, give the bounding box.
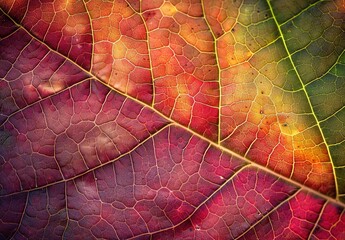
[0,0,345,239]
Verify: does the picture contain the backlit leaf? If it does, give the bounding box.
[1,0,344,239]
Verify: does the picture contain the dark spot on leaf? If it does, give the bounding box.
[261,91,264,94]
[231,28,235,32]
[260,110,264,114]
[0,130,12,146]
[282,123,288,127]
[143,11,156,21]
[313,226,321,233]
[335,205,343,215]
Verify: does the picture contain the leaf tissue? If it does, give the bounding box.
[0,0,345,239]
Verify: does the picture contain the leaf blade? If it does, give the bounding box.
[0,0,345,239]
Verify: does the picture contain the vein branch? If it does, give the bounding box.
[266,0,339,200]
[1,7,344,209]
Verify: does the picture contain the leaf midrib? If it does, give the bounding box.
[0,7,344,210]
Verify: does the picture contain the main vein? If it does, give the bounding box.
[1,7,344,209]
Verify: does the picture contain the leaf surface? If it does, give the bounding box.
[0,0,345,239]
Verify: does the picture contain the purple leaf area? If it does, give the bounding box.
[0,79,168,195]
[1,0,345,239]
[0,13,90,125]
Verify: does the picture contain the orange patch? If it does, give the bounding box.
[86,0,153,104]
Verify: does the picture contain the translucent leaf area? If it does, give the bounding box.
[1,0,345,239]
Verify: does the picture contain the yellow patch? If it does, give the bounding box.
[160,2,178,16]
[113,41,127,59]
